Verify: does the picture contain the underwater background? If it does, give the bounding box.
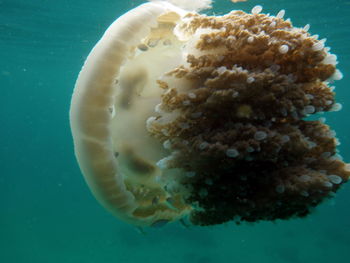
[1,0,349,262]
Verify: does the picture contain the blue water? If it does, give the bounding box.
[1,0,349,262]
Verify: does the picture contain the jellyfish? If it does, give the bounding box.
[70,0,350,227]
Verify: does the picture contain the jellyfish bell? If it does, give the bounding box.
[70,0,349,227]
[70,0,202,227]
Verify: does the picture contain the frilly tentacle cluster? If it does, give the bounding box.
[147,8,349,225]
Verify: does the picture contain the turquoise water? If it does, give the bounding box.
[1,0,349,262]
